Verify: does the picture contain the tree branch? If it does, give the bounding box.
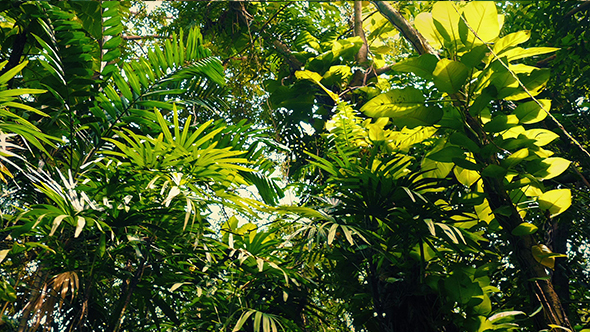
[372,1,437,56]
[271,39,303,72]
[354,1,369,66]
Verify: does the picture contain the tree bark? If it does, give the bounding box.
[354,1,369,66]
[374,1,572,329]
[372,1,437,57]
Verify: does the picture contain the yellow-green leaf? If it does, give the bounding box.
[529,157,570,180]
[493,30,531,55]
[295,70,339,102]
[538,189,571,217]
[532,244,565,270]
[514,100,551,124]
[462,2,500,44]
[523,129,559,146]
[431,2,461,44]
[502,148,528,168]
[432,59,468,94]
[454,166,480,187]
[511,222,538,236]
[414,13,444,49]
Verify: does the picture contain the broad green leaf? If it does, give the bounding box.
[391,54,438,79]
[361,87,424,115]
[391,105,442,128]
[475,199,494,224]
[493,30,531,55]
[461,45,488,68]
[469,88,494,116]
[532,244,566,270]
[501,148,528,168]
[422,158,453,179]
[388,126,437,152]
[450,132,480,152]
[538,189,571,217]
[523,129,559,146]
[528,157,570,180]
[432,59,468,94]
[500,47,559,62]
[427,146,464,162]
[462,2,500,44]
[367,121,387,142]
[454,166,480,187]
[295,70,339,102]
[514,99,550,124]
[482,114,519,132]
[511,222,538,236]
[414,12,444,49]
[444,272,483,304]
[482,164,506,178]
[431,2,461,44]
[473,293,492,315]
[505,69,550,101]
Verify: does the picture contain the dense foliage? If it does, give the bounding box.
[0,1,589,332]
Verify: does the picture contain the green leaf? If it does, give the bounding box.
[421,158,453,179]
[431,2,461,44]
[454,166,480,187]
[514,99,550,124]
[532,244,563,270]
[461,1,500,44]
[538,189,571,217]
[361,87,421,116]
[427,146,465,162]
[0,61,28,85]
[432,59,468,94]
[482,114,519,133]
[500,47,559,62]
[511,222,538,236]
[414,12,444,49]
[482,164,506,178]
[461,45,488,68]
[450,132,480,152]
[295,70,339,102]
[505,69,551,101]
[469,88,495,116]
[391,54,438,79]
[103,36,122,49]
[527,157,570,180]
[523,129,559,146]
[493,30,531,55]
[501,148,528,168]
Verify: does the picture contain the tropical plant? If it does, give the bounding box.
[1,1,589,332]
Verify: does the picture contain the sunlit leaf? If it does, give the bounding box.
[432,59,468,94]
[538,189,571,217]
